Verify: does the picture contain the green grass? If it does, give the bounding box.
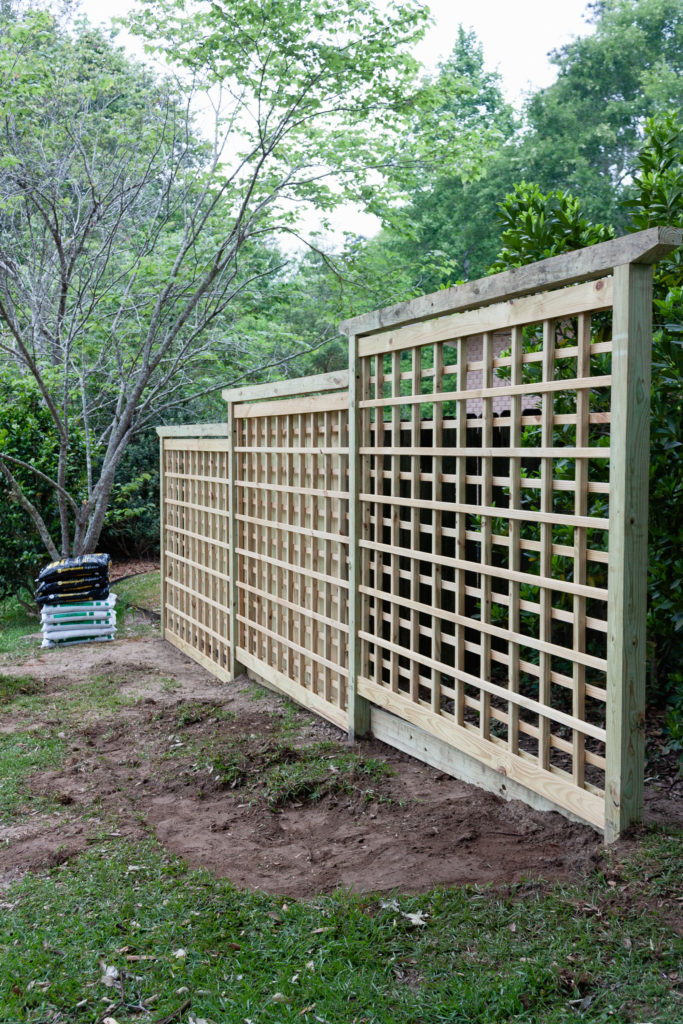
[0,833,680,1023]
[210,740,394,809]
[0,730,67,820]
[0,597,40,662]
[0,673,43,704]
[114,570,161,617]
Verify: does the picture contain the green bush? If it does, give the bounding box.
[0,371,86,601]
[491,112,683,714]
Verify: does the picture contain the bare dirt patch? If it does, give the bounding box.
[1,636,681,896]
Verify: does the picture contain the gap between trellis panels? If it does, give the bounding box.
[157,226,681,843]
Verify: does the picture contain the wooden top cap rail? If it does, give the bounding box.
[339,226,682,338]
[156,422,229,438]
[221,370,349,405]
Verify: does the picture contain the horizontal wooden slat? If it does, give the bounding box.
[164,550,230,582]
[361,445,610,460]
[237,580,349,634]
[166,632,232,682]
[236,547,350,589]
[359,678,605,828]
[360,492,609,533]
[222,370,349,404]
[156,422,228,438]
[359,583,607,672]
[340,226,680,337]
[238,616,348,677]
[237,512,347,546]
[234,393,349,418]
[361,373,611,409]
[358,278,613,357]
[360,537,608,601]
[163,439,231,452]
[237,649,347,730]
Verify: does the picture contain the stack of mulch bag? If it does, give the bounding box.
[35,554,117,648]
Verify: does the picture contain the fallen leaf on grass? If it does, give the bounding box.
[172,948,187,959]
[99,965,119,987]
[380,899,400,912]
[401,910,428,927]
[272,993,292,1004]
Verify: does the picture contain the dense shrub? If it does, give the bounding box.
[491,112,683,714]
[0,371,86,600]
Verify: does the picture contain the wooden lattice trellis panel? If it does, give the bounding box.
[353,279,614,828]
[161,438,231,676]
[231,394,350,730]
[158,228,680,839]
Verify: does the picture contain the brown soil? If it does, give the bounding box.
[1,635,681,896]
[110,558,160,582]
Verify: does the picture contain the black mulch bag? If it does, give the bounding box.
[36,573,110,597]
[36,586,111,607]
[36,554,111,586]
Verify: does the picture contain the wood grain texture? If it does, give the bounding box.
[605,263,653,842]
[358,278,612,357]
[221,370,349,404]
[340,227,680,337]
[348,334,372,739]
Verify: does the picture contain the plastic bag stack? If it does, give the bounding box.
[35,554,117,648]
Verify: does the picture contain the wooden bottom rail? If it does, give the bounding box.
[369,707,604,832]
[359,677,605,830]
[236,649,347,731]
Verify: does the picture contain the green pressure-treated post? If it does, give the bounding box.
[604,262,653,843]
[347,332,372,741]
[227,400,245,680]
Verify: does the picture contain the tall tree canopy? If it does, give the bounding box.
[0,0,449,560]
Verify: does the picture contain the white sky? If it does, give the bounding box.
[79,0,596,105]
[420,0,595,104]
[77,0,597,242]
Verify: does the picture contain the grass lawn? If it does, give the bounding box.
[0,576,681,1023]
[0,831,680,1023]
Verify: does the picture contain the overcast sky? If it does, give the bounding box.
[79,0,596,106]
[77,0,597,242]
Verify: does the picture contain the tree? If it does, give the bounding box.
[521,0,683,225]
[489,110,683,709]
[0,0,442,562]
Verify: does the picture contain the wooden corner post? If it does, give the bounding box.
[348,333,372,741]
[159,435,166,640]
[227,401,245,680]
[605,262,654,843]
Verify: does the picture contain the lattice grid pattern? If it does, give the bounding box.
[233,400,350,726]
[355,280,613,826]
[162,440,231,674]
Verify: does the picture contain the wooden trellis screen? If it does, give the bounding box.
[158,227,681,841]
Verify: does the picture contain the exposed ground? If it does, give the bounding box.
[1,621,681,898]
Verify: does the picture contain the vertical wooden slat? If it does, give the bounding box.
[573,313,591,787]
[454,337,467,726]
[431,344,444,715]
[159,438,166,639]
[480,331,493,739]
[605,262,653,842]
[227,402,241,677]
[410,347,422,703]
[348,333,372,739]
[508,326,522,754]
[390,351,401,692]
[538,319,555,769]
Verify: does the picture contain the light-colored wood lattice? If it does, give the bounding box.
[161,438,231,677]
[158,228,680,838]
[354,279,614,827]
[232,394,350,730]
